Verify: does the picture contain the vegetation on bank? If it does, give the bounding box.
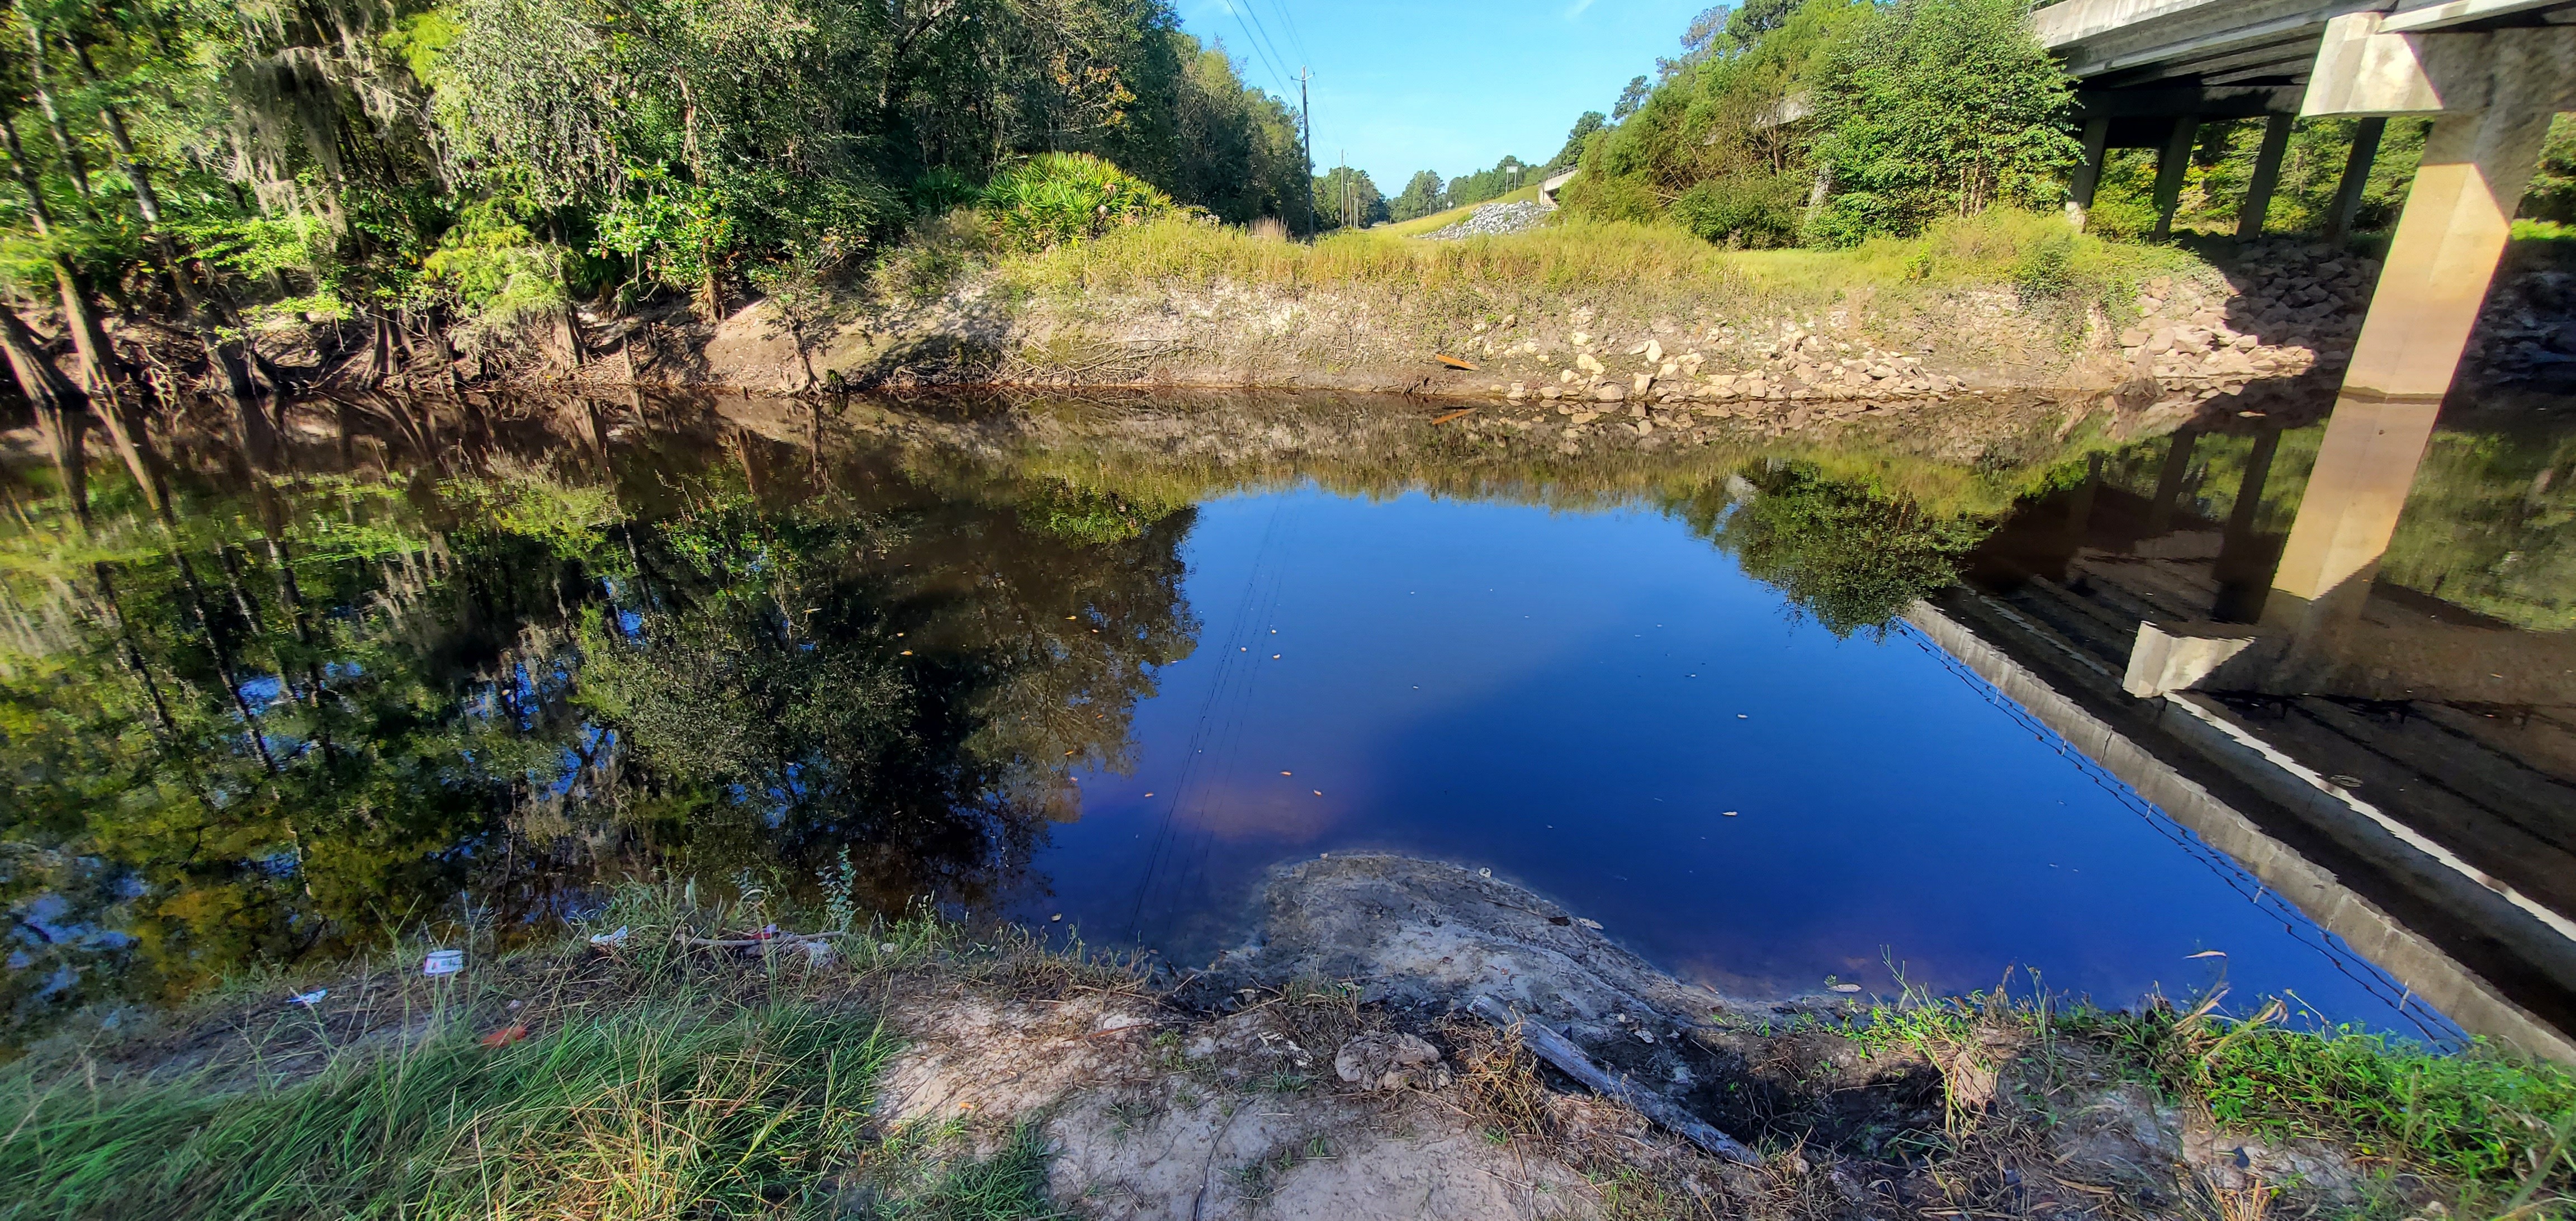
[0,883,1088,1219]
[955,203,2199,352]
[1563,0,2576,248]
[3,876,2570,1220]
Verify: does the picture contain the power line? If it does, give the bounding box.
[1232,0,1300,101]
[1263,0,1311,72]
[1224,2,1295,96]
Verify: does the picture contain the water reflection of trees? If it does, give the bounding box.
[0,424,1195,1039]
[1683,462,1996,636]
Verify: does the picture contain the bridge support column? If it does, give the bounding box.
[2322,118,2386,247]
[2150,115,2198,240]
[2066,116,2110,230]
[2265,19,2576,648]
[2267,103,2552,635]
[2236,113,2294,239]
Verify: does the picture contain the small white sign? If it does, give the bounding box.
[422,949,465,977]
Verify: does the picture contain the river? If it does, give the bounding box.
[2,387,2567,1052]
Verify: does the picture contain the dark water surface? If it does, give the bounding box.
[5,390,2569,1047]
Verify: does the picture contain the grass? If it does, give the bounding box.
[0,882,1118,1221]
[992,206,2199,319]
[1840,976,2576,1217]
[2,999,894,1219]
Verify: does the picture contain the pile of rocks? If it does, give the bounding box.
[2109,245,2375,389]
[1491,320,1968,407]
[1421,198,1552,240]
[2468,267,2576,384]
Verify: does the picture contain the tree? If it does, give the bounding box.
[1542,113,1607,173]
[1448,155,1535,207]
[1806,0,2082,242]
[1612,75,1653,121]
[1703,462,1991,636]
[1389,170,1448,221]
[1559,0,1863,242]
[1311,166,1388,229]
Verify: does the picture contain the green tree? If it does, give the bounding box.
[1699,462,1992,636]
[1612,75,1653,121]
[1542,113,1607,174]
[1560,0,1864,243]
[1389,170,1449,221]
[1806,0,2082,242]
[1311,166,1388,230]
[1447,155,1536,207]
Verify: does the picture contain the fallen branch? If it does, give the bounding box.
[679,930,849,949]
[1469,993,1761,1166]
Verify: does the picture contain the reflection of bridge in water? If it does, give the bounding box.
[1907,415,2576,1062]
[1954,0,2576,1060]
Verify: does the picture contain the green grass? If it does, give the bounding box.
[864,1123,1066,1220]
[1,1001,897,1219]
[993,206,2200,325]
[0,881,1111,1221]
[1838,977,2576,1214]
[1379,183,1548,238]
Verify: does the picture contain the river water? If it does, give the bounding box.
[3,389,2568,1048]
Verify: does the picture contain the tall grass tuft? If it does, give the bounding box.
[2,977,897,1219]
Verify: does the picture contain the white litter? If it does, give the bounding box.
[288,989,329,1007]
[589,926,630,946]
[422,949,465,977]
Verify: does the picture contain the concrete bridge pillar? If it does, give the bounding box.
[2235,113,2295,239]
[2269,18,2576,642]
[2066,117,2111,229]
[2149,115,2199,240]
[2323,118,2388,247]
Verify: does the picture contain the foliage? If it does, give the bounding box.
[0,1001,894,1219]
[0,426,1196,1043]
[1312,166,1388,230]
[1561,0,1866,243]
[1451,154,1541,209]
[1707,461,1992,635]
[2190,1024,2576,1186]
[1168,40,1313,228]
[0,0,1309,348]
[1670,173,1807,249]
[2527,114,2576,225]
[982,154,1178,253]
[1806,0,2082,243]
[1389,171,1449,223]
[2085,116,2435,240]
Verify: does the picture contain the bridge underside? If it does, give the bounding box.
[2039,0,2576,609]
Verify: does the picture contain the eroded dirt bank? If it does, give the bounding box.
[872,855,2408,1220]
[120,239,2572,419]
[36,854,2551,1219]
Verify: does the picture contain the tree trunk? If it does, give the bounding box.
[0,308,89,523]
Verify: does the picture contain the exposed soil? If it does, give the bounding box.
[32,855,2427,1221]
[76,242,2572,425]
[864,855,2386,1220]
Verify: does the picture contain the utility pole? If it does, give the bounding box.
[1299,67,1315,239]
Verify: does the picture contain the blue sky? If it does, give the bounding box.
[1174,0,1712,192]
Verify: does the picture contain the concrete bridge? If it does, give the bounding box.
[2036,0,2574,754]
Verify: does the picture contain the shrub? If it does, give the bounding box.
[1670,172,1807,248]
[1557,172,1664,225]
[1808,0,2082,243]
[982,153,1176,253]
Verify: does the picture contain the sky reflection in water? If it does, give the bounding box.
[1027,487,2436,1034]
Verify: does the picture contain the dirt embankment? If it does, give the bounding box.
[872,855,2389,1220]
[87,240,2567,423]
[50,854,2507,1220]
[574,239,2566,414]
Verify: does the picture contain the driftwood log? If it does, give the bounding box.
[1469,994,1762,1166]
